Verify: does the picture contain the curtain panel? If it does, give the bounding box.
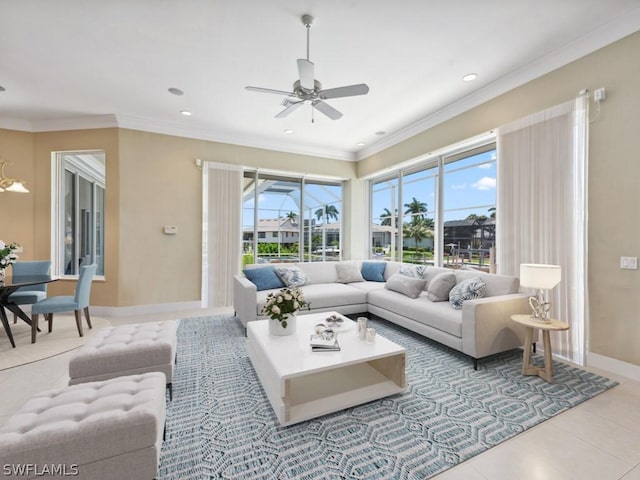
[203,162,243,308]
[496,96,588,364]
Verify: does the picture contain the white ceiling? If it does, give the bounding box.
[1,0,639,161]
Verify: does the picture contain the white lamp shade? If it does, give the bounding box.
[519,263,561,289]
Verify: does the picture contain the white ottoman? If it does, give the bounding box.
[68,320,179,400]
[0,372,166,480]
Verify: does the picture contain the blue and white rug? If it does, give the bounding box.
[159,316,617,479]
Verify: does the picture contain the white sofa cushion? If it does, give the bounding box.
[454,270,519,297]
[257,283,367,313]
[295,262,338,284]
[369,289,463,337]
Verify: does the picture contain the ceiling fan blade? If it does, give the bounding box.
[275,101,304,119]
[297,59,315,90]
[312,100,343,120]
[318,83,369,100]
[245,86,295,97]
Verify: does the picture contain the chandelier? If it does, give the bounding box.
[0,160,29,193]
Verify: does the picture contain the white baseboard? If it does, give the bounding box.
[587,352,640,381]
[90,301,203,317]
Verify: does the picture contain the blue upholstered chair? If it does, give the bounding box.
[9,260,52,323]
[31,264,97,344]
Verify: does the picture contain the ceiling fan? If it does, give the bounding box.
[245,14,369,121]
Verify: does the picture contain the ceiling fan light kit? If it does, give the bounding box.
[245,14,369,121]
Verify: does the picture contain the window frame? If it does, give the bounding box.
[368,138,496,269]
[51,150,106,279]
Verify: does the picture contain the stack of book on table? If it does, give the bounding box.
[309,330,340,352]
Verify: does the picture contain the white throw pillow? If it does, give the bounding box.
[335,263,365,283]
[385,273,427,299]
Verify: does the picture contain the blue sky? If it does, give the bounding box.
[242,149,496,228]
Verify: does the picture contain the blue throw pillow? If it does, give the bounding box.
[243,267,285,291]
[361,261,386,282]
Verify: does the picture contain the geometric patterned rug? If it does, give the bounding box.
[159,315,618,480]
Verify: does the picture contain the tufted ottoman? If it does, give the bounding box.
[0,372,166,480]
[68,320,179,400]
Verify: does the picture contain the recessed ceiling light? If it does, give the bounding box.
[375,131,386,136]
[284,129,294,134]
[462,73,478,82]
[168,87,184,96]
[0,86,5,92]
[180,110,192,116]
[357,142,365,147]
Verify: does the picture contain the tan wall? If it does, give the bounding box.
[0,129,35,256]
[32,128,121,306]
[357,31,640,367]
[115,129,357,306]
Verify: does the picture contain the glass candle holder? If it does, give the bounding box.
[366,327,376,344]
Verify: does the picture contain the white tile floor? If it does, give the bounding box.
[1,307,639,479]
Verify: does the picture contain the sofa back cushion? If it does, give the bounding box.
[383,262,403,280]
[454,270,519,297]
[295,262,338,284]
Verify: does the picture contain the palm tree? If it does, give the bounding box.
[314,205,339,224]
[285,211,297,224]
[404,197,428,225]
[380,208,398,227]
[488,207,496,219]
[403,218,433,249]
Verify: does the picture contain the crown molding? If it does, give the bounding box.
[113,115,356,161]
[356,9,640,161]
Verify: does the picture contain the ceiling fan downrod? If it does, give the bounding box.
[302,14,313,61]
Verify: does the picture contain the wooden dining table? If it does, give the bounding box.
[0,275,57,348]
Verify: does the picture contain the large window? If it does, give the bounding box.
[242,171,344,266]
[53,151,105,277]
[369,142,496,271]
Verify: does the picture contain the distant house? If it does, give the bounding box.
[443,218,495,250]
[243,218,300,247]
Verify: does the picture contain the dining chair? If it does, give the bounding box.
[9,260,52,324]
[31,264,97,344]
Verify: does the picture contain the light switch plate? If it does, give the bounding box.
[620,256,638,269]
[163,225,178,235]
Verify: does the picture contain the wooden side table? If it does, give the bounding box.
[511,314,569,382]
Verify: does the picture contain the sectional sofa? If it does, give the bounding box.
[233,260,530,367]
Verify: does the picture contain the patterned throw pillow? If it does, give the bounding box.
[449,277,487,310]
[399,264,426,279]
[361,261,386,282]
[274,266,311,288]
[243,266,285,291]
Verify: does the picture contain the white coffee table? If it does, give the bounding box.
[246,311,406,426]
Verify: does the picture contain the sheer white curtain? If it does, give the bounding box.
[202,162,243,307]
[497,96,588,364]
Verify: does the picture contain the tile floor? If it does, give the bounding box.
[1,307,639,480]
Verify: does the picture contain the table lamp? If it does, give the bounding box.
[519,264,561,323]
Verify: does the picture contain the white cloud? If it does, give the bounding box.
[477,163,493,169]
[258,194,266,203]
[451,184,466,190]
[472,177,496,190]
